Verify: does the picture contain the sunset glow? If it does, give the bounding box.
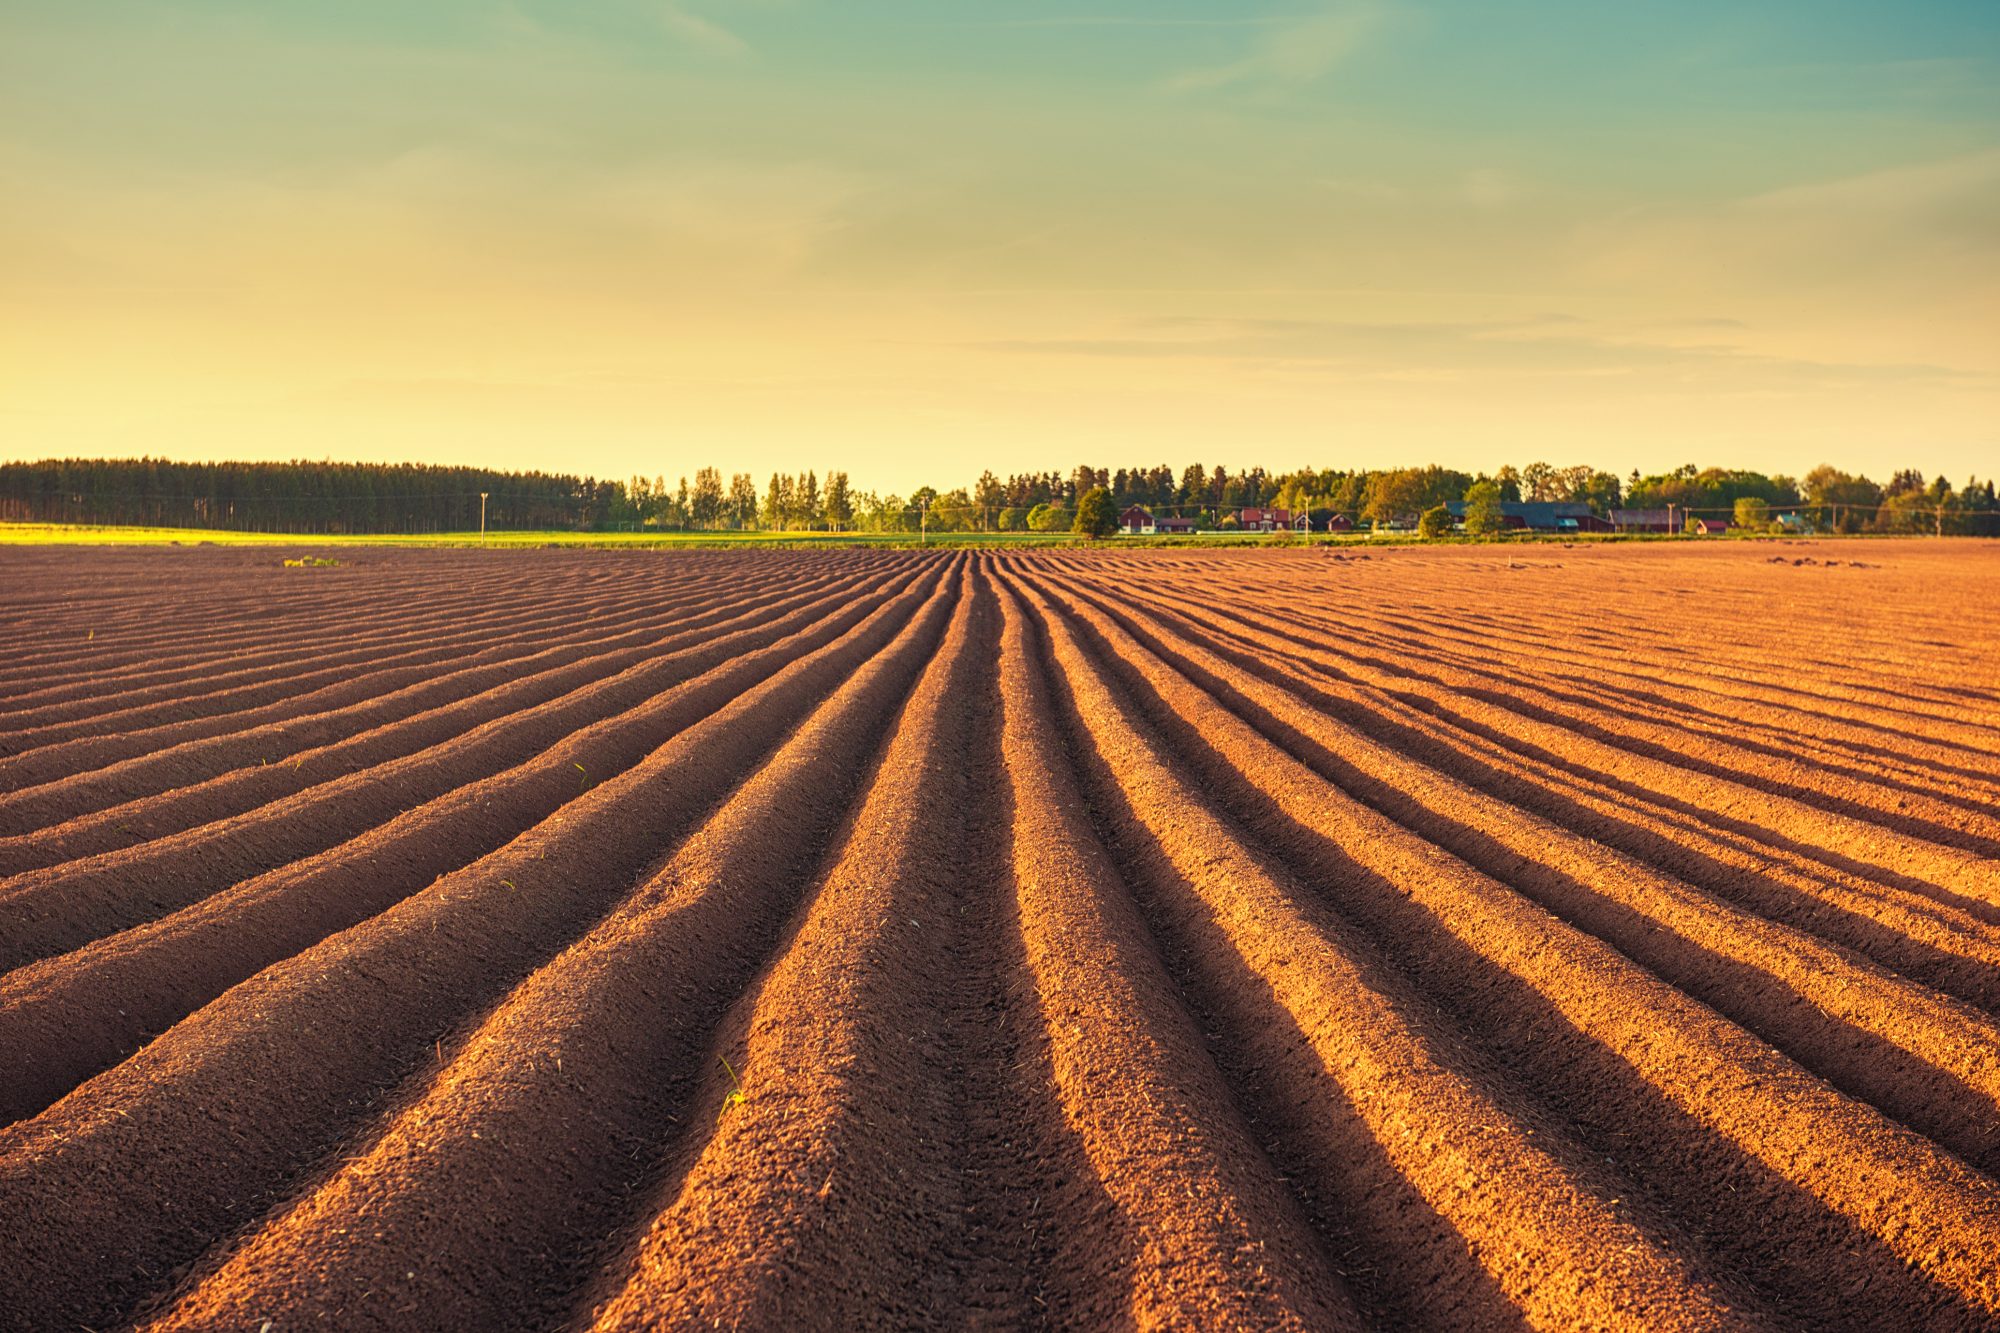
[6,1,1996,489]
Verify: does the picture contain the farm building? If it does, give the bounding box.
[1610,508,1675,533]
[1445,501,1612,532]
[1155,516,1198,534]
[1238,507,1295,532]
[1693,517,1732,535]
[1118,505,1156,535]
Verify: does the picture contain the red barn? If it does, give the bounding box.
[1239,507,1294,531]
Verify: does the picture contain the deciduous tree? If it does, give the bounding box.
[822,471,853,531]
[727,473,758,528]
[1463,480,1505,537]
[1074,486,1118,539]
[691,467,723,529]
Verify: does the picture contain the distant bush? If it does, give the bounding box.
[1027,503,1072,533]
[1417,505,1453,539]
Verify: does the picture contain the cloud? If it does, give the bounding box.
[1168,3,1391,93]
[973,16,1296,29]
[660,3,749,55]
[1579,148,2000,293]
[1460,168,1520,210]
[577,157,866,280]
[1740,147,2000,235]
[970,314,1990,389]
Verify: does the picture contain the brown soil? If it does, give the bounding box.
[2,539,1997,1331]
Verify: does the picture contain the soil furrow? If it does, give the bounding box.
[0,562,950,1333]
[1120,572,2000,996]
[988,573,1362,1329]
[139,561,968,1333]
[0,561,860,850]
[0,567,930,1122]
[1004,565,1746,1331]
[1135,581,2000,915]
[1,540,1992,1328]
[0,556,812,801]
[0,572,637,709]
[1022,564,2000,1327]
[0,553,852,748]
[1106,578,2000,1013]
[586,565,1100,1330]
[0,584,558,731]
[0,567,915,971]
[1046,569,2000,1175]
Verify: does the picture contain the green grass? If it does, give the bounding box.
[0,522,1088,550]
[0,520,1882,551]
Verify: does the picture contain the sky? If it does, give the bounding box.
[4,0,1997,493]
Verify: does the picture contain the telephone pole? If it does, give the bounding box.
[479,492,488,539]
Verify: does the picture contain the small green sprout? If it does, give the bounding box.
[719,1053,747,1110]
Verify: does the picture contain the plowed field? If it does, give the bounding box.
[3,540,1998,1330]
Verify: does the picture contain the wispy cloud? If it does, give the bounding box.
[1579,148,2000,293]
[971,315,1991,389]
[1740,147,2000,226]
[1167,3,1392,93]
[972,16,1298,29]
[660,3,749,56]
[1460,168,1521,210]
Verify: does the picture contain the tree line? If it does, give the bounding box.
[0,459,619,534]
[1,455,1994,536]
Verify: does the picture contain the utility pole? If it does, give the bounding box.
[479,492,489,539]
[920,499,928,547]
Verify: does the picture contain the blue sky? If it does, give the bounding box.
[5,1,1996,488]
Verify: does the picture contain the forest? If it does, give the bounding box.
[1,456,1994,536]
